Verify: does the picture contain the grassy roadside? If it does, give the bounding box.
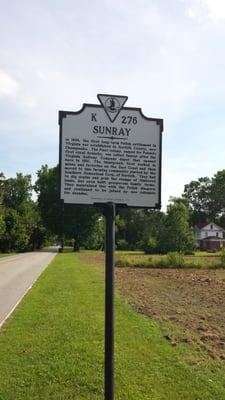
[0,253,16,259]
[0,253,225,399]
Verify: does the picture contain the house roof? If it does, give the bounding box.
[195,222,209,229]
[195,222,225,232]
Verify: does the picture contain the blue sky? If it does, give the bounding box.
[0,0,225,209]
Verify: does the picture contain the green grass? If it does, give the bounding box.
[0,253,225,399]
[0,253,16,259]
[194,251,221,257]
[116,253,223,269]
[116,250,144,255]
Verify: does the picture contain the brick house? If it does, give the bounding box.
[195,222,225,251]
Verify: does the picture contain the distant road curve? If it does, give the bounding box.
[0,249,58,328]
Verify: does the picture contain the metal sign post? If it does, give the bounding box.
[103,202,116,400]
[59,94,163,400]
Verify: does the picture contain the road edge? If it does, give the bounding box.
[0,253,57,329]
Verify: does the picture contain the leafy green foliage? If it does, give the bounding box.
[143,236,158,254]
[210,170,225,218]
[82,217,104,250]
[1,165,224,254]
[183,169,225,228]
[35,164,101,249]
[116,208,165,251]
[0,213,5,237]
[183,177,211,215]
[116,239,129,250]
[35,165,63,237]
[166,252,185,268]
[0,172,46,252]
[159,199,197,254]
[1,209,29,252]
[2,173,33,212]
[220,248,225,267]
[116,209,145,249]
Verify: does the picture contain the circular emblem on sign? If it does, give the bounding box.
[105,97,120,114]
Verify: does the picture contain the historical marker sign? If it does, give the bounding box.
[59,94,163,208]
[59,95,163,400]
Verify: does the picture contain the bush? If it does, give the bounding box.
[143,237,158,254]
[136,240,144,250]
[220,248,225,267]
[116,257,132,268]
[166,252,185,268]
[116,239,129,250]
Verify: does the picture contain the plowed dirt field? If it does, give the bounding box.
[79,253,225,360]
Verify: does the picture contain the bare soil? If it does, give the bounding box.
[79,253,225,360]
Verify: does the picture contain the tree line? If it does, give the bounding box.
[0,172,46,252]
[0,166,224,253]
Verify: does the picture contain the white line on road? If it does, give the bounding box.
[0,251,57,329]
[0,285,32,329]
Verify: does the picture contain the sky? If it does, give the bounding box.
[0,0,225,209]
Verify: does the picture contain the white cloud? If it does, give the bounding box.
[0,69,37,111]
[187,0,225,21]
[203,0,225,20]
[188,8,198,18]
[0,70,19,97]
[19,94,37,110]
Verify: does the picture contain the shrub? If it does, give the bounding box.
[116,239,129,250]
[132,260,151,268]
[220,248,225,267]
[166,252,185,268]
[136,240,144,249]
[143,237,158,254]
[116,257,131,268]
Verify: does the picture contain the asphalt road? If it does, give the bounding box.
[0,249,57,327]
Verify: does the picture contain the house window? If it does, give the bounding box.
[216,232,219,237]
[205,232,208,237]
[210,224,213,229]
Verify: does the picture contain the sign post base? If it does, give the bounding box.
[103,202,116,400]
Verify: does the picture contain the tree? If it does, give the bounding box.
[1,209,29,252]
[182,177,211,225]
[0,214,5,237]
[0,172,46,252]
[35,165,63,238]
[116,208,165,251]
[0,173,6,238]
[140,209,166,253]
[116,209,149,250]
[2,173,33,212]
[159,199,196,254]
[35,164,100,250]
[182,170,225,228]
[210,170,225,218]
[82,216,104,250]
[0,172,6,205]
[63,203,101,250]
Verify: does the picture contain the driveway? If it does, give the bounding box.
[0,249,57,327]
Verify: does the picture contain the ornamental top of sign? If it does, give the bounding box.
[58,95,164,131]
[97,94,128,122]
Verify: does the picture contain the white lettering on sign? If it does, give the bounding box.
[59,97,163,208]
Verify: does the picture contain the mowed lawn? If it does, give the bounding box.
[0,253,16,259]
[0,254,225,399]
